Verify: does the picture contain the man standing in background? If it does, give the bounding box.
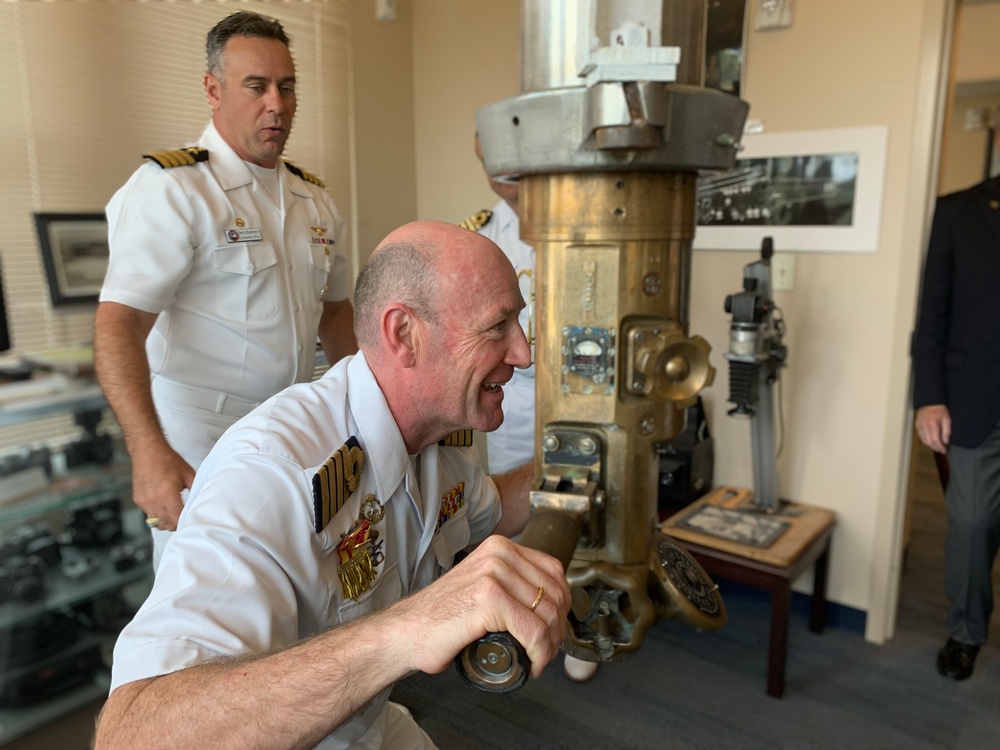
[912,115,1000,681]
[466,131,599,683]
[95,11,356,565]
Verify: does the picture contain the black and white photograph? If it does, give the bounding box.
[677,504,790,548]
[697,152,859,227]
[693,126,888,253]
[33,213,109,306]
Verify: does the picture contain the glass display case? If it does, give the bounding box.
[0,378,149,747]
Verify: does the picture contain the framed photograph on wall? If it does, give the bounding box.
[33,212,109,306]
[694,126,890,253]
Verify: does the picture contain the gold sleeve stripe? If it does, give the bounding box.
[312,436,365,532]
[438,429,474,448]
[143,147,209,169]
[459,209,492,232]
[284,160,326,188]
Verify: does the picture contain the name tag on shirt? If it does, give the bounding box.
[226,228,263,243]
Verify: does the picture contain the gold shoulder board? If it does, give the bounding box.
[312,436,365,533]
[284,160,326,188]
[459,209,493,232]
[438,429,474,448]
[143,147,209,169]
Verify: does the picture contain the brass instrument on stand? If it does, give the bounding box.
[457,0,749,692]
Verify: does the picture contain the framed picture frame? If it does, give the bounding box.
[33,212,109,306]
[694,126,889,253]
[705,0,748,98]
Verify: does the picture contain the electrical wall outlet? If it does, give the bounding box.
[771,253,796,292]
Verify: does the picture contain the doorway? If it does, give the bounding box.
[897,0,1000,645]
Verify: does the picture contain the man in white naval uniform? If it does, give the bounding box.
[95,11,356,565]
[468,133,599,684]
[95,221,571,750]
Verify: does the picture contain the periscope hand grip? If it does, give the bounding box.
[453,507,583,693]
[454,631,530,693]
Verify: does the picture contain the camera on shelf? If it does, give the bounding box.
[0,447,51,479]
[0,554,47,605]
[0,524,59,605]
[109,542,151,572]
[63,497,124,549]
[62,410,115,467]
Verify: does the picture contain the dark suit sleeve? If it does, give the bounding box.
[911,195,955,409]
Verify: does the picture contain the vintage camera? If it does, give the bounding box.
[109,542,151,572]
[0,447,51,479]
[63,498,124,549]
[0,523,51,557]
[0,553,47,604]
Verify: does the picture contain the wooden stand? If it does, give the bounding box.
[660,486,836,697]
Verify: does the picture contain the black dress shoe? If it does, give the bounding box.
[936,638,979,680]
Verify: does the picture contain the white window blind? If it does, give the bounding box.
[0,0,353,453]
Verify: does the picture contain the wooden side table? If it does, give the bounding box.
[661,486,836,698]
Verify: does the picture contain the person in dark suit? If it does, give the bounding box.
[912,125,1000,681]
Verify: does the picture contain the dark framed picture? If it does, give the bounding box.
[33,212,109,306]
[705,0,747,97]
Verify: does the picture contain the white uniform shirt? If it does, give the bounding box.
[110,352,501,749]
[478,200,536,473]
[102,122,351,405]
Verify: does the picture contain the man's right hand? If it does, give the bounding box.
[131,444,196,531]
[915,404,951,454]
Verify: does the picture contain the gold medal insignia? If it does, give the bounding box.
[235,217,246,228]
[337,494,385,600]
[312,437,365,533]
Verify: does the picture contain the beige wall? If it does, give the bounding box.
[404,0,955,640]
[411,0,521,222]
[953,1,1000,83]
[349,0,418,266]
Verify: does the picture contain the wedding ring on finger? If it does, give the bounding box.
[145,517,161,528]
[530,585,544,612]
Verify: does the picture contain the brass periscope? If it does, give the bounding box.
[458,0,749,690]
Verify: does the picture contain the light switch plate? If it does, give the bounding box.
[771,253,796,292]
